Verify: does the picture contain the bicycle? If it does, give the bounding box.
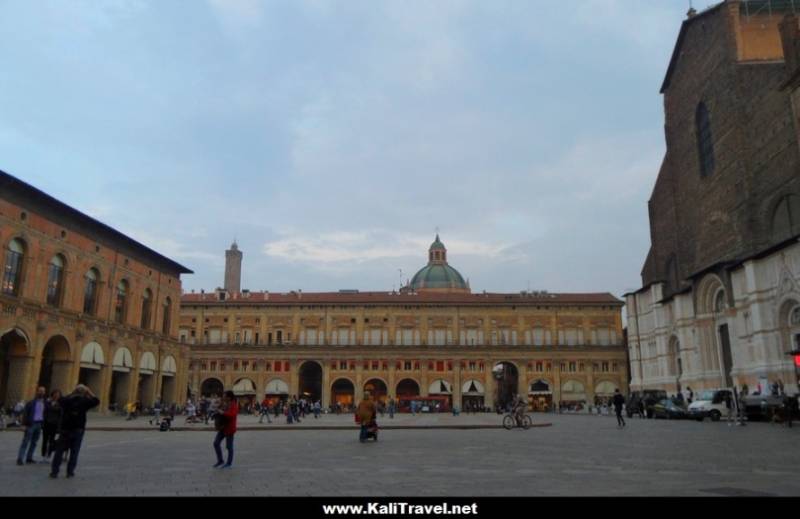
[503,412,532,430]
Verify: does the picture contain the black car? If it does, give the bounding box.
[652,399,689,420]
[742,395,788,422]
[626,390,668,418]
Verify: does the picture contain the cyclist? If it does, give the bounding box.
[512,394,528,425]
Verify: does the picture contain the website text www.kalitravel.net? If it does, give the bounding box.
[322,503,479,515]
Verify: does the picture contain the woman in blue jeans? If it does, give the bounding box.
[213,391,238,469]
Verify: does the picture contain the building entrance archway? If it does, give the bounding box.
[364,378,387,404]
[331,378,355,410]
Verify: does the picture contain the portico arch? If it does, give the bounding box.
[0,328,31,406]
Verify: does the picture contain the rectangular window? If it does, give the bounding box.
[210,362,216,371]
[404,361,412,371]
[469,361,476,371]
[569,362,576,373]
[602,362,609,373]
[284,361,289,371]
[340,361,348,370]
[277,330,283,345]
[532,328,545,347]
[536,362,543,372]
[372,361,379,371]
[436,361,444,372]
[265,362,271,371]
[275,362,282,372]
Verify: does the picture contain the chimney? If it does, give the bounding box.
[687,7,697,19]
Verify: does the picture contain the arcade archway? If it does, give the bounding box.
[299,361,323,402]
[331,378,355,409]
[0,329,29,406]
[493,361,519,410]
[364,378,387,404]
[38,335,72,394]
[201,377,224,397]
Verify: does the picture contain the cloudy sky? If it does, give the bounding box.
[0,0,721,296]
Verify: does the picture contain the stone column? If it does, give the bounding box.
[322,363,331,406]
[453,359,462,409]
[388,359,397,399]
[421,359,429,396]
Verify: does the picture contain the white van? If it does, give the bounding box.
[688,389,733,421]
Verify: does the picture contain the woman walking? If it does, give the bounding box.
[212,390,238,469]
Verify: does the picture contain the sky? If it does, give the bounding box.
[0,0,723,297]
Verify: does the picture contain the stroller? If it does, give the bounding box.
[158,415,173,431]
[365,419,379,441]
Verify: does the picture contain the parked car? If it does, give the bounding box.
[742,394,787,422]
[688,389,733,421]
[652,399,689,420]
[626,390,668,418]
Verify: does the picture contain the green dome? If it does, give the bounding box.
[409,263,468,290]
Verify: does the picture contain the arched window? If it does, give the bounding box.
[46,255,66,307]
[791,306,800,327]
[2,238,25,296]
[771,195,800,243]
[115,280,129,324]
[83,268,99,315]
[162,297,172,335]
[696,102,715,177]
[140,288,152,329]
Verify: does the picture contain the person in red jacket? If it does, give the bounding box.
[213,390,238,469]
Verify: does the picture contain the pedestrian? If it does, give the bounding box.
[49,384,100,478]
[259,398,272,424]
[42,390,63,460]
[725,392,735,425]
[13,400,25,426]
[612,389,626,428]
[313,400,321,419]
[150,398,162,426]
[16,386,48,465]
[212,390,238,469]
[356,391,377,443]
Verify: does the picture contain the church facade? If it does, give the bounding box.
[626,3,800,395]
[181,237,627,411]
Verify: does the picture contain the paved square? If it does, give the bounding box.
[1,414,799,496]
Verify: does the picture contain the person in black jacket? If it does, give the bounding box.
[613,389,626,428]
[41,390,63,459]
[49,384,100,479]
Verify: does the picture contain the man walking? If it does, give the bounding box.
[612,389,626,428]
[149,398,162,426]
[50,384,100,478]
[388,397,395,419]
[313,400,321,419]
[258,398,272,424]
[16,386,48,465]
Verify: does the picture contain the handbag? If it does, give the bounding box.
[214,413,227,431]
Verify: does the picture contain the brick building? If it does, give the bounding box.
[181,236,627,411]
[626,1,800,394]
[0,171,193,411]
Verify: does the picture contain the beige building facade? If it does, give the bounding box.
[182,237,627,411]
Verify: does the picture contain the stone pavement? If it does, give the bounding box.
[1,414,799,496]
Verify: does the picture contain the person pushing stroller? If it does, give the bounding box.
[356,391,378,442]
